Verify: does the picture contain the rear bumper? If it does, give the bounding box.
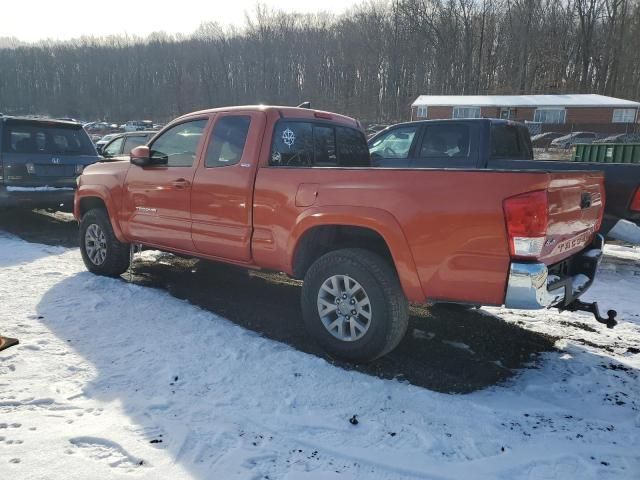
[0,185,75,209]
[504,234,604,309]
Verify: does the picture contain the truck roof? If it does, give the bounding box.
[176,105,361,129]
[399,118,521,128]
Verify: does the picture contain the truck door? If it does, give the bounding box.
[190,111,266,261]
[122,118,208,252]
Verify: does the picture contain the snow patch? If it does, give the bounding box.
[5,186,74,192]
[0,235,638,479]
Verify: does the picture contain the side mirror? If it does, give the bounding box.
[130,146,151,166]
[130,145,168,167]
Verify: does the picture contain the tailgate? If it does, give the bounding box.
[541,172,604,265]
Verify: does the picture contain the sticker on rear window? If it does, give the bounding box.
[282,128,296,147]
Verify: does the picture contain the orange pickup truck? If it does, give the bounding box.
[75,105,606,361]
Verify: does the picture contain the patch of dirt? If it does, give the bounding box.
[0,209,77,247]
[559,320,598,333]
[127,255,558,393]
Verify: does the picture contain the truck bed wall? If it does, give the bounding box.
[252,168,560,306]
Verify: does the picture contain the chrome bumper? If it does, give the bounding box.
[504,234,604,309]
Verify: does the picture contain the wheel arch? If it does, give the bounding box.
[288,207,424,302]
[75,186,126,243]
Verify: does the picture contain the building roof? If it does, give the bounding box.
[411,94,640,108]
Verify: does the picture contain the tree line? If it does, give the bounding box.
[0,0,639,124]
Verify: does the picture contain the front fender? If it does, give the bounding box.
[74,185,126,243]
[288,206,424,303]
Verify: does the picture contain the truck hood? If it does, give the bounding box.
[82,159,131,175]
[78,160,131,192]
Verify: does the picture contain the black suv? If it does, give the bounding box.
[0,116,100,210]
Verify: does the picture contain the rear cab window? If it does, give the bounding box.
[1,121,95,156]
[270,120,369,167]
[490,123,533,160]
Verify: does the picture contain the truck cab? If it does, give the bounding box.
[368,118,532,169]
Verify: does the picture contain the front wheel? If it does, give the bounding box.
[79,208,130,277]
[301,248,409,362]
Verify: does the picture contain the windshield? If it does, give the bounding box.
[369,127,417,159]
[2,122,95,155]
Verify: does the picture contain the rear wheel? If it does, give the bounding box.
[79,208,130,277]
[301,248,409,362]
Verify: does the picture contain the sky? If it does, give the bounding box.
[0,0,364,42]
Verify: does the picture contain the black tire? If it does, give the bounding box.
[79,208,130,277]
[301,248,409,363]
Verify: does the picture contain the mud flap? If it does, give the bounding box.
[0,336,19,352]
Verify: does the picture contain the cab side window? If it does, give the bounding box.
[103,137,124,157]
[337,127,369,167]
[369,127,417,159]
[313,125,337,166]
[419,125,470,158]
[269,121,369,167]
[123,135,148,154]
[490,124,522,159]
[150,119,207,167]
[270,122,314,167]
[205,116,251,167]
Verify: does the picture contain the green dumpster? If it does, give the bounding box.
[573,143,640,163]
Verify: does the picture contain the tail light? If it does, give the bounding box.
[503,190,548,258]
[631,186,640,212]
[595,185,605,231]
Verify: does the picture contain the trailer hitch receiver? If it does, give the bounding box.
[561,300,617,329]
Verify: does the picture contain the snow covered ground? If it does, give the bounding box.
[0,234,639,479]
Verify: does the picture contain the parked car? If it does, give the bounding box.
[99,131,156,159]
[123,120,154,132]
[530,131,564,149]
[75,106,605,362]
[367,118,639,237]
[0,116,100,210]
[95,133,122,153]
[592,133,640,144]
[550,131,597,149]
[84,121,112,133]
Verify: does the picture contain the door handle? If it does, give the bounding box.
[171,178,191,189]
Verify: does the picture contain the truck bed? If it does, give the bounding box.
[252,167,604,306]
